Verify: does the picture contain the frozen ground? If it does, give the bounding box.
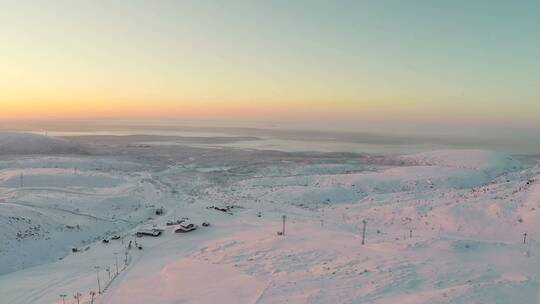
[0,133,539,303]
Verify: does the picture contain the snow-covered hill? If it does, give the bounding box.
[0,133,85,155]
[398,149,520,170]
[0,145,538,304]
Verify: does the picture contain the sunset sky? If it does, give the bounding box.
[1,1,539,132]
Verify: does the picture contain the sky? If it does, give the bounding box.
[1,0,539,135]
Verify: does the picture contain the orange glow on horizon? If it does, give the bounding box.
[0,98,345,120]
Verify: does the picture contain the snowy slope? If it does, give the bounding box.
[398,149,520,170]
[0,157,152,274]
[0,147,538,304]
[0,133,85,155]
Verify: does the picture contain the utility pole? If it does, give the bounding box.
[114,252,119,275]
[74,292,81,304]
[361,220,367,245]
[94,266,101,294]
[282,215,286,235]
[59,294,67,304]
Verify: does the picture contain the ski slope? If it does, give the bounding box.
[0,135,538,303]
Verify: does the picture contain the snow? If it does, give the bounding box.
[398,149,520,170]
[102,258,268,304]
[0,134,539,303]
[0,133,85,155]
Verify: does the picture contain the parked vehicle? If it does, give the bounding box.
[136,228,163,237]
[174,223,198,233]
[166,219,185,226]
